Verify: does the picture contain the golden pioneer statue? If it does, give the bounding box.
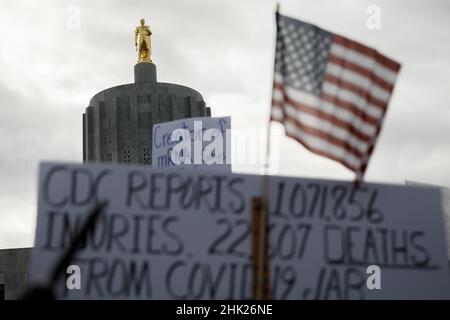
[135,18,152,63]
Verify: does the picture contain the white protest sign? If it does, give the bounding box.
[29,162,450,299]
[406,180,450,257]
[152,116,231,172]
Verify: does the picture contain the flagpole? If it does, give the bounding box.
[252,2,280,301]
[264,3,280,175]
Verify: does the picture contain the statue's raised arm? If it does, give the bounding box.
[135,18,152,63]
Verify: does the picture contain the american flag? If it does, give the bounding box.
[271,13,401,182]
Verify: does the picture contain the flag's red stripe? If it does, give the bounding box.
[271,110,359,172]
[328,55,395,92]
[324,74,388,110]
[273,95,373,145]
[357,111,386,177]
[276,81,381,125]
[271,98,284,109]
[333,34,401,72]
[286,133,359,172]
[276,108,366,159]
[272,83,375,143]
[320,92,384,125]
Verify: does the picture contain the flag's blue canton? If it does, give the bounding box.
[275,15,332,96]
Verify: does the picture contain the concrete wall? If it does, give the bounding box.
[0,248,32,300]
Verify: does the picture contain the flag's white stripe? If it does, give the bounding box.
[283,119,363,169]
[322,82,384,119]
[271,105,284,119]
[272,89,283,102]
[274,73,284,85]
[273,92,374,149]
[273,84,379,137]
[272,104,365,167]
[282,102,370,154]
[330,43,398,84]
[325,63,392,103]
[275,72,384,122]
[272,98,371,157]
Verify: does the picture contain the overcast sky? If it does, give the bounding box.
[0,0,449,249]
